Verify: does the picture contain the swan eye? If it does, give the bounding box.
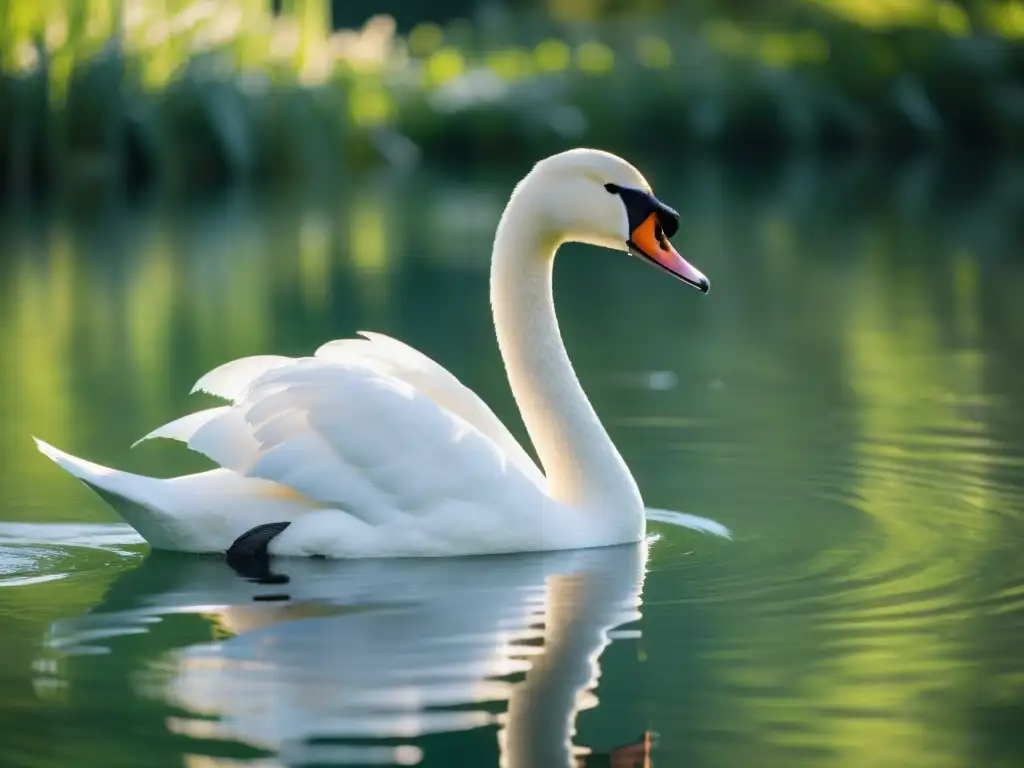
[604,183,620,195]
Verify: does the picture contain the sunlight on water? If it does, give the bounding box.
[0,158,1022,766]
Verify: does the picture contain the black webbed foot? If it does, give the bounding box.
[225,521,292,585]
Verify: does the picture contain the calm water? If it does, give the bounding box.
[1,156,1023,768]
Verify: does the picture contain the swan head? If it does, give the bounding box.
[519,148,709,293]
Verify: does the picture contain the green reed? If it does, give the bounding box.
[0,0,1022,196]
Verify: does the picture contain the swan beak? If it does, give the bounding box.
[628,213,710,293]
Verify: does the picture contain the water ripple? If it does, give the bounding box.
[0,523,145,588]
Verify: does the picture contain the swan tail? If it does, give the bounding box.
[32,437,193,551]
[34,436,148,495]
[34,437,322,554]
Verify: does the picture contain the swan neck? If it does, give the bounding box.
[489,193,642,513]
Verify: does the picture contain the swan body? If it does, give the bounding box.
[34,148,709,558]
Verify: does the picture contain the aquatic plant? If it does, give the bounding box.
[0,0,1022,195]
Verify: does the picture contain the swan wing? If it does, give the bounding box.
[140,354,548,529]
[140,334,545,487]
[315,332,543,484]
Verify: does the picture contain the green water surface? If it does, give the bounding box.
[1,157,1023,768]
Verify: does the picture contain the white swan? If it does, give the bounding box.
[33,148,709,559]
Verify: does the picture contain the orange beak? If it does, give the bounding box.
[628,213,709,293]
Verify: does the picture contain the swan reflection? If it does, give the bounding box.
[47,542,653,766]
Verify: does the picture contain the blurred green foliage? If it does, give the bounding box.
[0,0,1023,195]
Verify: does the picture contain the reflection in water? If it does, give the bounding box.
[46,541,649,767]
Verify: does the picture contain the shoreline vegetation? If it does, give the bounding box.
[1,0,1023,196]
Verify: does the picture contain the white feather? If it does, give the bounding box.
[191,354,294,401]
[131,406,231,448]
[186,408,263,471]
[316,331,545,486]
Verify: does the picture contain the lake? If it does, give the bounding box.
[1,154,1023,767]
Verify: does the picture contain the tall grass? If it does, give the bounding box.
[1,0,1023,196]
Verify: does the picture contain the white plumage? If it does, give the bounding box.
[34,148,710,559]
[35,333,559,557]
